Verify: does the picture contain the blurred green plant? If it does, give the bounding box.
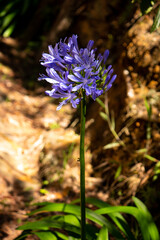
[96,97,125,150]
[0,0,39,37]
[144,97,152,141]
[14,197,159,240]
[49,122,60,130]
[97,97,159,164]
[63,143,75,169]
[153,161,160,181]
[131,0,160,32]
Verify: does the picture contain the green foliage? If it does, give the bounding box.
[49,122,60,130]
[151,5,160,32]
[144,97,152,140]
[96,97,125,149]
[15,197,159,240]
[140,0,155,15]
[131,0,160,31]
[97,97,159,164]
[153,161,160,181]
[63,143,75,169]
[0,0,39,37]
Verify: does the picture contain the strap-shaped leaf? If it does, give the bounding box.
[34,231,57,240]
[25,202,124,239]
[86,198,136,240]
[53,231,68,240]
[133,197,160,240]
[151,6,160,32]
[97,226,109,240]
[17,215,97,240]
[95,205,159,240]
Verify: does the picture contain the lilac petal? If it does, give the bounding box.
[48,45,54,55]
[104,75,111,87]
[72,84,83,91]
[74,66,84,71]
[45,90,62,98]
[38,74,59,84]
[42,53,55,61]
[73,71,82,79]
[68,74,80,82]
[108,68,114,76]
[105,75,117,91]
[64,55,74,63]
[87,40,94,51]
[83,48,89,59]
[74,54,83,64]
[56,61,65,69]
[60,82,70,91]
[49,68,62,82]
[110,74,117,84]
[91,89,103,100]
[102,66,112,76]
[103,50,109,64]
[72,34,79,51]
[91,49,96,56]
[91,69,100,76]
[106,65,112,72]
[57,99,68,110]
[85,69,92,79]
[71,98,80,108]
[84,85,91,95]
[102,69,108,76]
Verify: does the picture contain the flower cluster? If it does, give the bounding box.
[39,34,117,110]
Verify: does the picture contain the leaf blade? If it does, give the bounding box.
[151,6,160,32]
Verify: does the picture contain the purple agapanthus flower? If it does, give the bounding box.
[38,34,117,110]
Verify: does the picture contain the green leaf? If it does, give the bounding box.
[17,214,96,240]
[68,237,80,240]
[97,226,109,240]
[96,98,105,109]
[133,197,160,240]
[29,202,81,216]
[76,197,136,240]
[21,0,31,15]
[40,189,49,195]
[100,112,108,121]
[27,202,124,239]
[0,1,15,17]
[140,0,155,15]
[2,22,15,37]
[151,6,160,32]
[18,220,49,231]
[95,204,159,240]
[114,165,122,179]
[103,142,121,149]
[34,231,57,240]
[144,154,158,162]
[144,98,152,118]
[1,12,16,30]
[18,219,81,237]
[135,148,147,154]
[111,111,115,130]
[54,231,68,240]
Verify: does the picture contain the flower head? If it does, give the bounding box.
[39,34,117,110]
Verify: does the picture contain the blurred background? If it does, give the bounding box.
[0,0,160,239]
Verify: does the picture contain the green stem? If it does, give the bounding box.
[80,90,86,240]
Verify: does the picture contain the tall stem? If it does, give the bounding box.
[80,90,86,240]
